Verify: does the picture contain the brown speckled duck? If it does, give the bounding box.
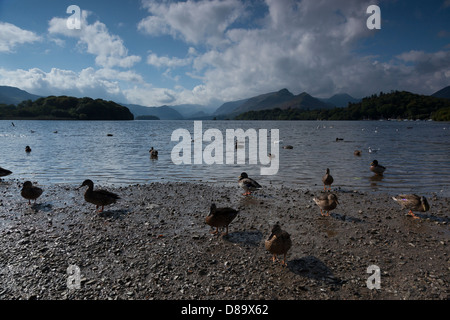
[313,193,339,216]
[80,179,120,212]
[370,160,386,175]
[265,224,292,266]
[238,172,261,196]
[21,181,43,205]
[205,203,239,236]
[322,168,334,191]
[392,194,430,219]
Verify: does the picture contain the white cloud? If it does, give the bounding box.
[48,11,141,68]
[0,66,145,101]
[147,52,192,68]
[0,22,41,53]
[138,0,245,46]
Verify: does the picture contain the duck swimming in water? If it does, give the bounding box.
[149,147,158,159]
[370,160,386,175]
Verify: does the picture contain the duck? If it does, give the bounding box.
[282,145,293,149]
[205,203,239,236]
[238,172,262,196]
[313,193,339,216]
[0,167,12,179]
[21,181,43,205]
[392,194,430,219]
[322,168,334,191]
[25,146,31,153]
[370,160,386,175]
[149,147,158,159]
[265,224,292,266]
[79,179,120,212]
[354,150,362,156]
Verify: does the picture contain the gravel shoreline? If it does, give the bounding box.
[0,180,448,300]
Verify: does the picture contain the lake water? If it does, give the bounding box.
[1,120,449,197]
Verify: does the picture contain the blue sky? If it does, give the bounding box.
[0,0,449,108]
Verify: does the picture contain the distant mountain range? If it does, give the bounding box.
[212,89,359,118]
[0,86,41,105]
[1,85,449,120]
[431,85,450,99]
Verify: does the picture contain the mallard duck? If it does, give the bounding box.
[25,146,31,153]
[149,147,158,159]
[370,160,386,175]
[21,181,43,205]
[0,167,12,178]
[354,150,362,156]
[238,172,261,195]
[322,168,333,191]
[392,194,430,219]
[313,193,339,216]
[265,224,292,266]
[80,179,120,212]
[283,145,293,149]
[205,203,239,236]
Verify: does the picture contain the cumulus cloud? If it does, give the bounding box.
[48,10,141,68]
[0,22,41,53]
[138,0,245,47]
[0,66,144,101]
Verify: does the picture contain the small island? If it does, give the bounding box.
[0,95,134,120]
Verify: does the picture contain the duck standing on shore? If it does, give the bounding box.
[392,194,430,219]
[370,160,386,175]
[322,168,334,191]
[21,181,43,205]
[205,203,239,236]
[313,193,339,216]
[79,179,120,212]
[238,172,261,196]
[265,224,292,266]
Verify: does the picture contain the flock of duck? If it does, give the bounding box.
[0,145,431,268]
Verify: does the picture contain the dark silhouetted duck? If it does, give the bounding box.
[205,203,239,236]
[238,172,261,196]
[21,181,43,205]
[354,150,362,156]
[0,167,12,179]
[149,147,158,159]
[322,168,334,191]
[392,194,430,219]
[370,160,386,175]
[25,146,31,153]
[80,179,120,212]
[265,224,292,266]
[313,193,339,216]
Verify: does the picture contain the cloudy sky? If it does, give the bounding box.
[0,0,449,108]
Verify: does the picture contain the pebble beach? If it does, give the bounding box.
[0,179,448,300]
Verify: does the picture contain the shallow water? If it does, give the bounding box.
[1,119,449,197]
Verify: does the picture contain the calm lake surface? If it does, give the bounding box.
[1,120,449,197]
